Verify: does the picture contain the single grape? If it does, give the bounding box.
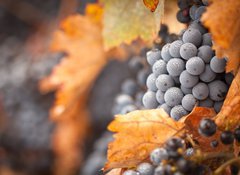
[146,73,158,91]
[202,33,212,46]
[170,105,188,120]
[156,90,165,104]
[123,170,140,175]
[154,165,165,175]
[120,105,137,114]
[142,91,158,109]
[182,28,202,47]
[169,40,184,57]
[150,148,169,165]
[167,58,185,76]
[234,127,240,142]
[199,98,214,108]
[189,20,207,34]
[179,70,199,88]
[189,5,198,20]
[177,10,191,24]
[113,94,134,114]
[213,101,223,113]
[208,80,228,101]
[210,56,226,73]
[156,74,175,92]
[165,137,184,151]
[152,60,167,76]
[200,64,216,82]
[195,6,206,21]
[115,94,133,106]
[180,43,198,60]
[225,72,234,85]
[192,82,209,100]
[121,79,138,96]
[164,87,184,107]
[161,43,172,62]
[198,118,217,137]
[186,57,205,75]
[220,131,234,145]
[176,158,193,174]
[180,85,192,95]
[182,94,197,111]
[137,162,154,175]
[146,49,161,65]
[159,103,171,115]
[137,68,151,86]
[177,0,190,9]
[128,56,144,73]
[198,45,213,63]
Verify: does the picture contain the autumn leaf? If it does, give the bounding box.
[40,13,106,175]
[215,68,240,130]
[106,168,123,175]
[202,0,240,74]
[100,0,164,49]
[183,107,228,153]
[143,0,159,12]
[104,109,184,171]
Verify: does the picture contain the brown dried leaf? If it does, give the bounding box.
[202,0,240,74]
[184,107,228,152]
[215,68,240,130]
[143,0,159,12]
[104,109,184,171]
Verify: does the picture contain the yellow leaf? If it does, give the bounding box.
[202,0,240,74]
[100,0,164,49]
[215,68,240,130]
[104,109,184,171]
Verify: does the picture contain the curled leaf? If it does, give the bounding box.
[104,109,184,171]
[215,68,240,130]
[184,107,228,152]
[143,0,159,12]
[202,0,240,74]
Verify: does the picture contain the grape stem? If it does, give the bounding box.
[213,157,240,175]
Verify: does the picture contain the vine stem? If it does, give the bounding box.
[213,157,240,175]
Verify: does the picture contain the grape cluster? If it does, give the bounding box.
[123,137,205,175]
[176,0,208,24]
[112,25,179,116]
[112,54,151,115]
[142,0,234,120]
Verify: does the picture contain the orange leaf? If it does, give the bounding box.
[143,0,159,12]
[104,109,184,171]
[106,168,123,175]
[202,0,240,74]
[215,68,240,130]
[40,14,106,175]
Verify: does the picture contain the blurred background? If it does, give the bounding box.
[0,0,182,175]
